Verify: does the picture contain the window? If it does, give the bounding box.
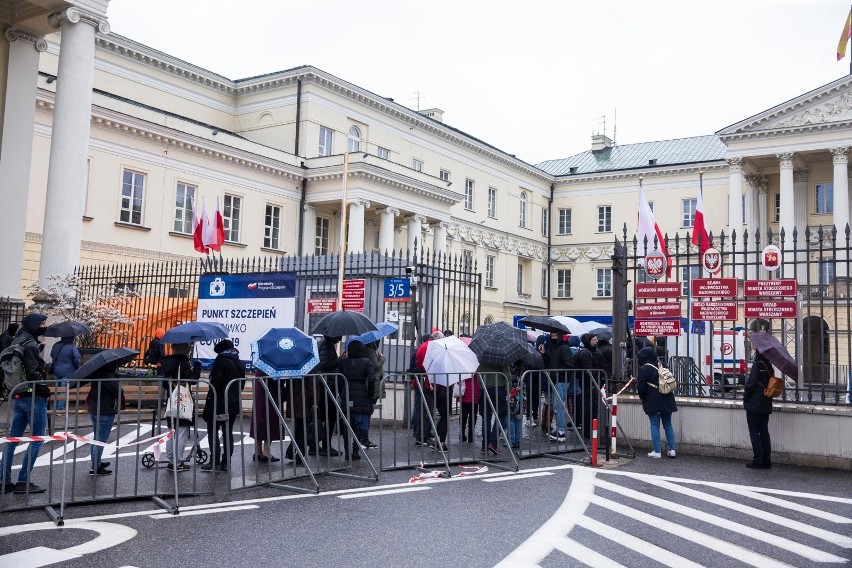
[556,269,571,298]
[347,126,361,152]
[464,179,474,210]
[517,263,524,294]
[819,258,835,285]
[412,159,423,172]
[541,267,548,297]
[558,208,572,235]
[775,193,780,222]
[173,182,195,233]
[463,250,474,271]
[315,217,330,255]
[440,169,450,182]
[488,187,497,218]
[223,194,242,242]
[377,146,390,160]
[519,192,528,228]
[816,183,833,214]
[682,198,697,227]
[264,204,281,249]
[681,265,701,296]
[318,126,333,156]
[596,268,612,297]
[485,255,495,288]
[541,207,549,237]
[120,169,145,225]
[597,205,612,233]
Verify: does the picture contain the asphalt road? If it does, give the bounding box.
[2,450,851,568]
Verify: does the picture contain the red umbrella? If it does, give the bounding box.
[748,331,797,379]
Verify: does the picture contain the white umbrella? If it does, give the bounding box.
[423,336,479,386]
[551,316,588,336]
[582,320,609,333]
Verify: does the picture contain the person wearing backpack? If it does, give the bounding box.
[1,313,49,494]
[636,346,677,459]
[743,350,773,470]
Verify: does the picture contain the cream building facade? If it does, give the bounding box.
[2,2,852,328]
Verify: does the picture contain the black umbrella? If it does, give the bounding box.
[162,321,229,344]
[469,321,529,367]
[43,321,90,338]
[518,315,570,334]
[70,347,139,382]
[589,327,613,341]
[748,331,797,379]
[521,342,544,370]
[311,310,377,337]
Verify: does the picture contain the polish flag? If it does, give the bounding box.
[192,197,207,254]
[691,186,711,254]
[637,183,672,276]
[202,196,225,252]
[200,196,218,253]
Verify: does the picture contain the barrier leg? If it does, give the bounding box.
[591,418,598,467]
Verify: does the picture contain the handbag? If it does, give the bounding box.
[759,362,784,399]
[165,384,195,420]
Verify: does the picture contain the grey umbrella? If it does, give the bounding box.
[70,347,139,382]
[468,321,530,367]
[43,321,90,338]
[589,327,613,341]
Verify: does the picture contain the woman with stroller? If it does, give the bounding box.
[160,343,200,472]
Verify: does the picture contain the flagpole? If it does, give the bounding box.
[337,150,350,311]
[849,4,851,75]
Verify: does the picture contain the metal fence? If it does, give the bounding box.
[0,296,25,334]
[74,245,482,375]
[613,224,852,404]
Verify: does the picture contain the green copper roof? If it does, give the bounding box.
[536,135,727,176]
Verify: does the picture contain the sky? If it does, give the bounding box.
[106,0,852,165]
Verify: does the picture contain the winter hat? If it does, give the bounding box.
[214,339,234,353]
[567,335,581,348]
[154,328,165,339]
[6,323,19,335]
[22,313,47,336]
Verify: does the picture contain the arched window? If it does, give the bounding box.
[348,126,361,152]
[519,192,528,228]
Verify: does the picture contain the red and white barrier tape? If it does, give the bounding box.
[409,463,489,483]
[605,377,634,403]
[0,429,174,460]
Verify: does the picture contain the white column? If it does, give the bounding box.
[39,8,109,284]
[832,148,850,234]
[378,207,399,253]
[793,170,809,267]
[727,158,744,241]
[433,222,448,258]
[346,199,369,253]
[777,153,795,278]
[301,205,316,255]
[0,28,46,298]
[406,214,426,258]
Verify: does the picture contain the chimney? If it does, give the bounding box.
[419,108,444,123]
[591,134,613,152]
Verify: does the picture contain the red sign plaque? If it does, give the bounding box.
[634,319,681,337]
[635,302,682,319]
[691,278,738,297]
[744,301,797,319]
[743,279,797,298]
[691,301,738,321]
[636,282,681,298]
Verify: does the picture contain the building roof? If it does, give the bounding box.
[535,135,727,176]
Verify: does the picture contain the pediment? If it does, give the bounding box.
[718,75,852,139]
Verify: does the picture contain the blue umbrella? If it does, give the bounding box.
[251,327,319,378]
[347,322,399,346]
[162,321,230,344]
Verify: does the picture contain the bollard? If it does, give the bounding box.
[591,418,598,466]
[610,393,619,459]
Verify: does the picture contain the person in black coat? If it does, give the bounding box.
[636,346,677,459]
[576,333,603,438]
[78,361,122,476]
[336,340,375,460]
[743,351,773,469]
[201,340,245,471]
[312,335,343,456]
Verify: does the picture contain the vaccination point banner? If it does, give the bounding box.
[196,273,297,369]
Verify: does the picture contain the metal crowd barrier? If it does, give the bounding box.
[0,376,218,524]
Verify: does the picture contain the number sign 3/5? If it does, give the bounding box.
[384,277,410,301]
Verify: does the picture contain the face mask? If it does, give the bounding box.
[36,326,47,337]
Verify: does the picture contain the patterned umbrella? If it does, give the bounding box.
[468,321,529,367]
[748,331,797,379]
[251,327,319,378]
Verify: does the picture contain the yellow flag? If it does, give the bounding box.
[838,11,851,61]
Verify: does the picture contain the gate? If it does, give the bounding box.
[615,225,852,404]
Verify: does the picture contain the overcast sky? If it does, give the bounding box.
[106,0,852,165]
